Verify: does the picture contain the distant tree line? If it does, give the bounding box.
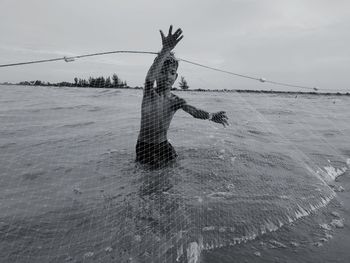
[18,74,134,89]
[5,78,350,95]
[16,74,192,90]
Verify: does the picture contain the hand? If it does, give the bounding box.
[211,111,229,127]
[160,25,183,51]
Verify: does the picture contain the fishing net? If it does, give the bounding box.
[0,52,349,263]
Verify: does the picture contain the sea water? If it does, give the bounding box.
[0,85,349,262]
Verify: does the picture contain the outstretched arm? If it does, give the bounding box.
[181,102,229,127]
[144,26,183,94]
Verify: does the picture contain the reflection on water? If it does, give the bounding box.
[111,160,196,262]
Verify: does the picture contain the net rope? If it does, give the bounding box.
[0,50,320,91]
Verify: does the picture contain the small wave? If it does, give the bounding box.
[31,139,66,147]
[0,100,16,103]
[27,105,92,112]
[0,142,16,149]
[258,108,295,116]
[22,171,45,181]
[60,122,95,128]
[237,151,294,170]
[49,104,90,110]
[50,106,68,110]
[247,129,274,137]
[322,129,342,137]
[0,130,19,136]
[87,106,102,112]
[323,165,347,181]
[89,89,121,97]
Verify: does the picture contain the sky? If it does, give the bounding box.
[0,0,349,92]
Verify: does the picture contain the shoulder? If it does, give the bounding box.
[170,93,186,111]
[170,93,186,103]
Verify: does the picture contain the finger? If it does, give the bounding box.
[174,28,182,36]
[175,35,184,44]
[160,30,165,41]
[168,25,173,35]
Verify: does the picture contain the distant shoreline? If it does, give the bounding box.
[174,88,350,96]
[1,83,349,96]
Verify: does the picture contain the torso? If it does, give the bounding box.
[138,91,181,144]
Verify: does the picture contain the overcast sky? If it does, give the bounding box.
[1,0,349,92]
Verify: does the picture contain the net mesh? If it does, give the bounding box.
[0,53,349,263]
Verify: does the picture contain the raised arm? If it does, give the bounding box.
[144,26,183,94]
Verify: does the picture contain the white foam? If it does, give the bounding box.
[227,184,235,190]
[325,233,333,240]
[295,205,310,218]
[269,240,287,248]
[331,211,340,218]
[265,219,279,232]
[218,155,224,160]
[202,226,215,231]
[320,223,332,231]
[324,165,347,181]
[314,242,323,247]
[186,242,201,263]
[196,172,335,255]
[277,219,284,227]
[290,242,299,247]
[330,218,345,228]
[279,195,290,200]
[176,244,183,262]
[219,227,226,232]
[309,204,316,210]
[198,195,333,252]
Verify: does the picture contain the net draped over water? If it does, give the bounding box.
[0,85,349,262]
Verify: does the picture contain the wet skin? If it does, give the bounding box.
[137,25,229,144]
[138,64,183,144]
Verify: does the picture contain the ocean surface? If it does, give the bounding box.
[0,85,349,262]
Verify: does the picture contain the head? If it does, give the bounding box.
[156,52,179,92]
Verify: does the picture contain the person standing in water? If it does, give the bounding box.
[136,25,229,168]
